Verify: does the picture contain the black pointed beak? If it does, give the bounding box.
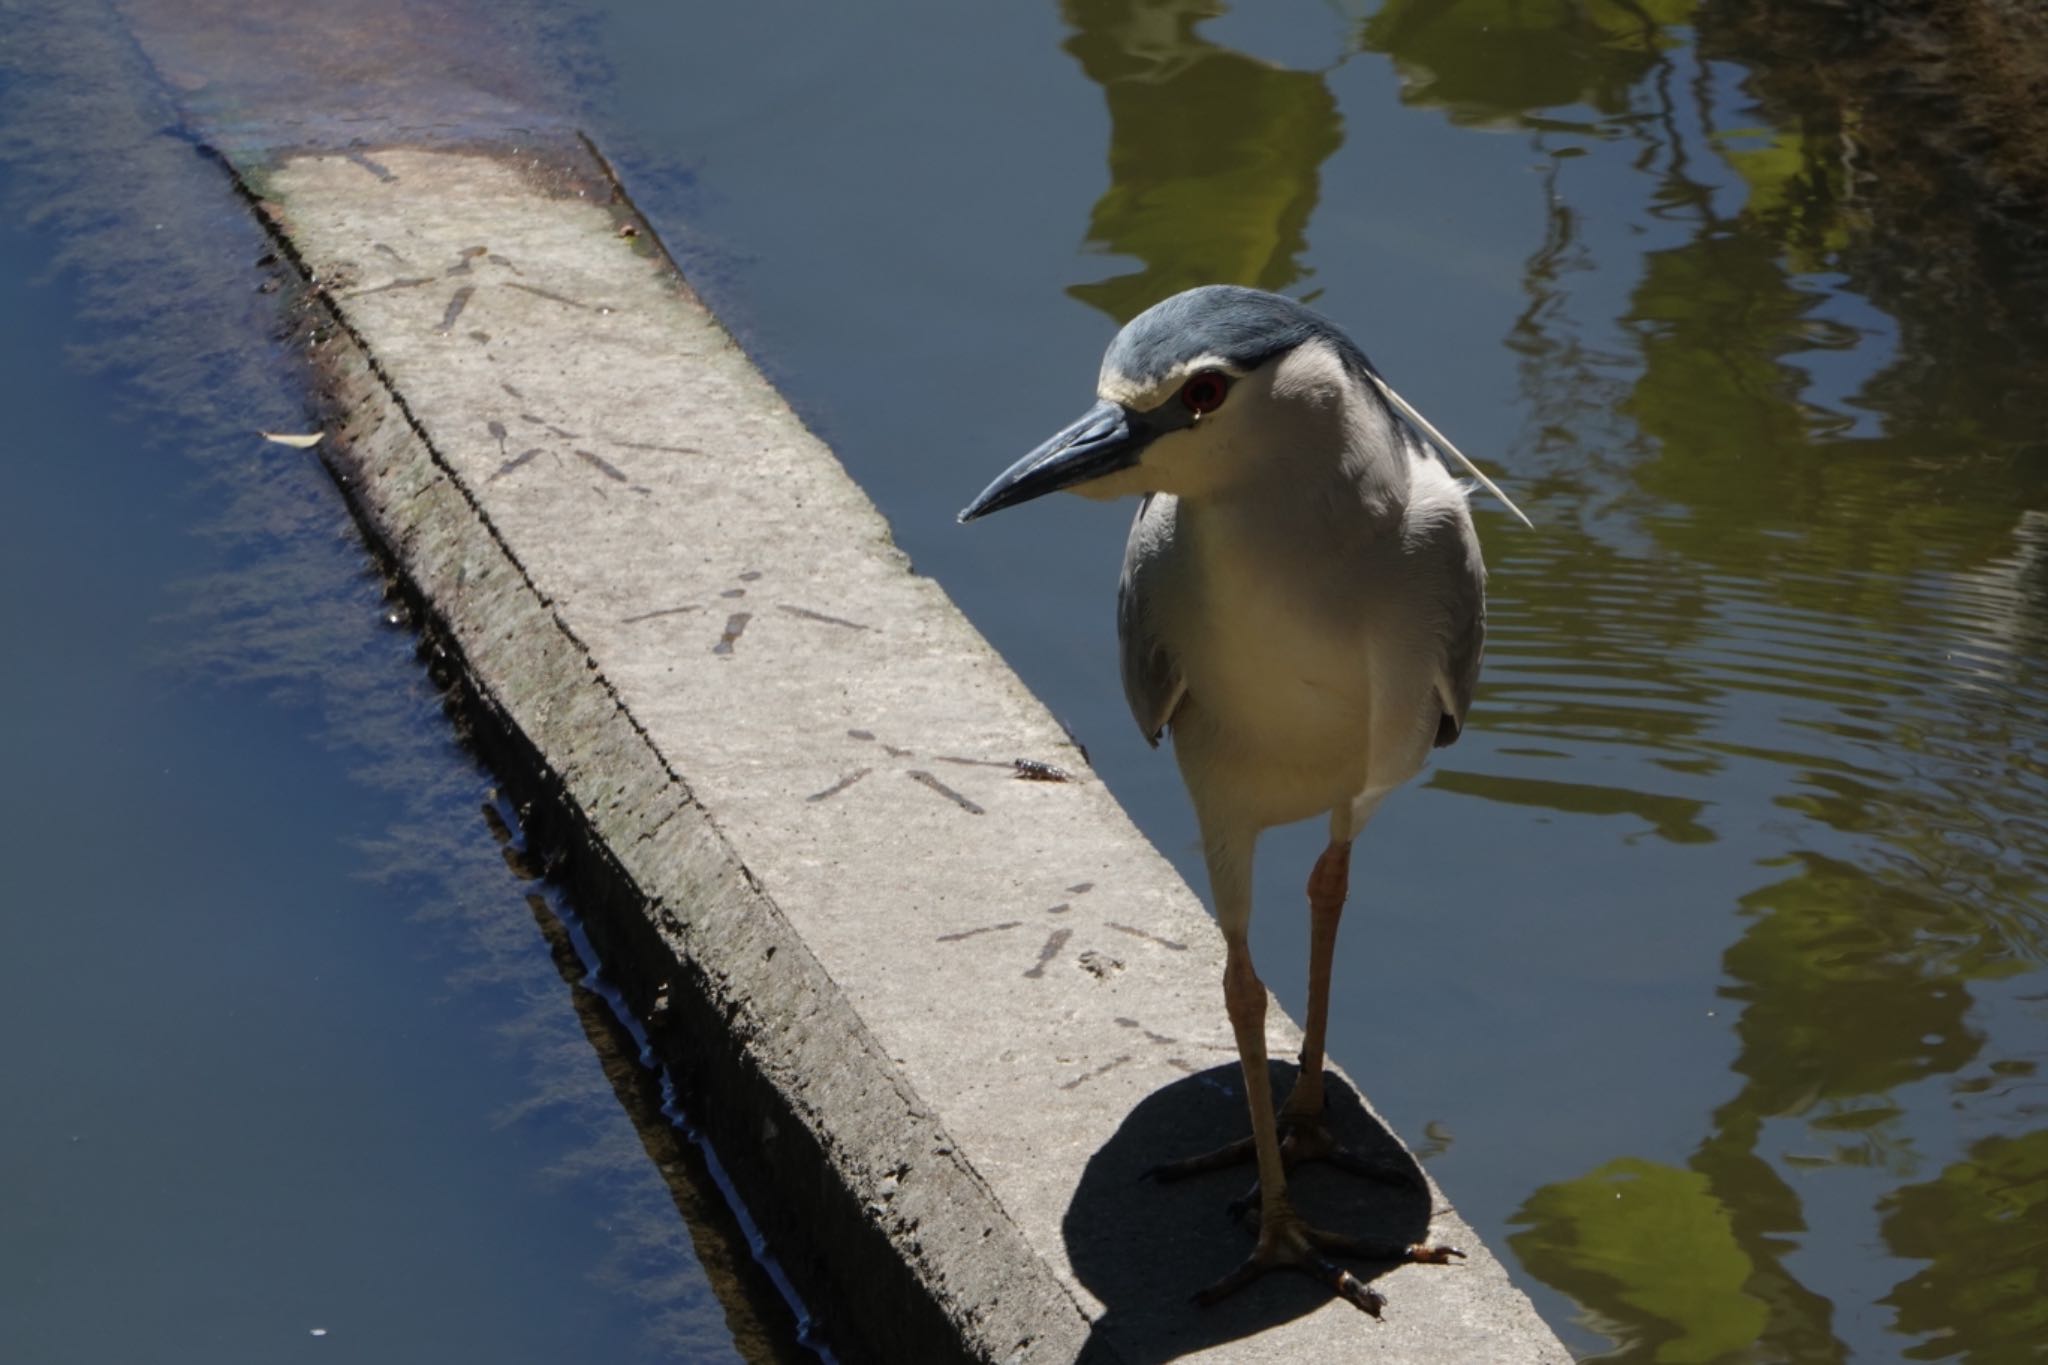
[958,400,1150,523]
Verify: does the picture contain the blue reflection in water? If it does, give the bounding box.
[0,5,805,1361]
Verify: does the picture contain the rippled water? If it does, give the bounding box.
[581,1,2048,1357]
[8,0,2041,1358]
[0,6,807,1361]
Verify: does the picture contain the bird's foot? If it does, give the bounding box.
[1148,1111,1416,1189]
[1276,1109,1418,1186]
[1145,1134,1257,1183]
[1194,1208,1465,1317]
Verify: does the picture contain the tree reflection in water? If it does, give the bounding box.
[1053,1,2048,1358]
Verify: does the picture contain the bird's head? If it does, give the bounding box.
[958,285,1356,521]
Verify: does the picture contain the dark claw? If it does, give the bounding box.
[1320,1144,1425,1189]
[1147,1119,1421,1190]
[1191,1257,1264,1308]
[1192,1244,1389,1318]
[1144,1135,1257,1184]
[1311,1253,1387,1319]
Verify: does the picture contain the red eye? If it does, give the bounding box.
[1180,370,1230,414]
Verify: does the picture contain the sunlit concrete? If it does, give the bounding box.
[235,139,1569,1363]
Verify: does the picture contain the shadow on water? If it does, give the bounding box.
[1063,1062,1431,1363]
[514,882,816,1365]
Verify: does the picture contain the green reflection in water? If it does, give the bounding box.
[1722,854,2006,1108]
[1060,0,1340,322]
[1508,1158,1766,1364]
[1053,0,2048,1356]
[1362,0,1694,125]
[1880,1128,2048,1359]
[1357,0,2048,1359]
[1430,768,1714,845]
[1694,0,2048,445]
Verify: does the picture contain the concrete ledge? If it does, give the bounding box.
[238,137,1568,1363]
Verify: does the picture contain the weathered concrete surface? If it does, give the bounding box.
[236,140,1569,1363]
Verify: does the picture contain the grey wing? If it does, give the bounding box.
[1117,493,1188,747]
[1424,493,1488,749]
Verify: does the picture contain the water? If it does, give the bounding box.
[0,6,805,1362]
[576,2,2048,1359]
[6,0,2044,1360]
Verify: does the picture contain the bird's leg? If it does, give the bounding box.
[1223,935,1289,1228]
[1196,930,1458,1315]
[1156,827,1462,1313]
[1147,835,1403,1186]
[1261,839,1413,1186]
[1285,837,1350,1124]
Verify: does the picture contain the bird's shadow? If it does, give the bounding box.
[1065,1061,1432,1364]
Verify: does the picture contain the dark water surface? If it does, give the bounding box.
[578,2,2048,1360]
[0,6,806,1363]
[6,0,2046,1361]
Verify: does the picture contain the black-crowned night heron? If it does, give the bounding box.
[960,285,1529,1314]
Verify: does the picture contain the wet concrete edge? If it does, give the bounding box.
[224,139,1092,1365]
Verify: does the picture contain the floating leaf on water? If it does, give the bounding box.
[260,430,323,449]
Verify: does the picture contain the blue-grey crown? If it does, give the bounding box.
[1103,285,1378,389]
